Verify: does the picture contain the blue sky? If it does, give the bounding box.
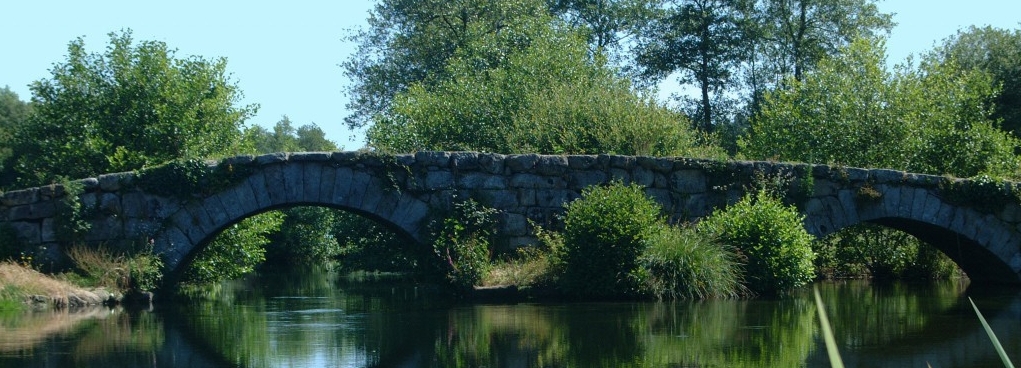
[1,1,1019,149]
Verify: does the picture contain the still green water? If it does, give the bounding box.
[2,269,1020,367]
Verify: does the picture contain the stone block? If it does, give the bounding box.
[100,193,121,215]
[262,164,286,205]
[897,186,916,218]
[837,189,860,225]
[506,154,539,172]
[98,173,126,191]
[332,167,355,204]
[221,154,255,166]
[318,166,337,205]
[425,171,455,190]
[871,169,905,184]
[535,155,569,176]
[910,188,929,220]
[633,166,654,186]
[9,221,40,243]
[331,151,360,164]
[670,170,707,194]
[302,163,323,202]
[346,172,372,209]
[358,183,384,213]
[479,153,505,174]
[519,189,537,207]
[282,163,305,203]
[510,173,564,189]
[921,193,942,224]
[1,188,39,206]
[451,152,481,170]
[457,172,507,189]
[415,151,451,167]
[567,155,597,170]
[290,152,331,162]
[255,152,288,164]
[201,196,230,229]
[184,202,217,235]
[569,170,608,189]
[121,192,148,218]
[536,189,576,208]
[41,218,56,242]
[502,213,529,236]
[609,155,634,169]
[637,156,673,172]
[8,202,56,221]
[610,168,630,183]
[85,217,122,242]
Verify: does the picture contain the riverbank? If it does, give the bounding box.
[0,262,122,311]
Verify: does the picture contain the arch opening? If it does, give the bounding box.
[166,203,428,289]
[814,217,1018,283]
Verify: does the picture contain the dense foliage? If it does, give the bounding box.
[368,11,721,157]
[429,198,500,290]
[10,30,255,187]
[698,190,815,294]
[559,183,661,297]
[936,26,1021,137]
[184,212,285,285]
[741,37,1020,179]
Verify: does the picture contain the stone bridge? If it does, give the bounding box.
[2,151,1021,285]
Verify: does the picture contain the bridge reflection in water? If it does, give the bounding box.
[1,272,1018,367]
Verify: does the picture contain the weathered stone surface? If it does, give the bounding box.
[8,202,56,221]
[457,173,507,189]
[510,174,564,189]
[415,151,451,167]
[282,163,305,203]
[670,170,706,194]
[872,169,904,184]
[567,155,597,170]
[479,153,505,174]
[290,152,331,162]
[534,156,569,176]
[425,171,454,190]
[502,213,529,236]
[451,152,480,170]
[303,163,323,202]
[506,154,539,172]
[256,152,287,164]
[570,171,608,189]
[2,188,39,206]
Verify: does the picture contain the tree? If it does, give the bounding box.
[243,116,338,154]
[636,0,748,132]
[342,0,548,129]
[0,87,32,189]
[741,37,1019,179]
[369,12,722,157]
[547,0,660,74]
[936,26,1021,137]
[752,0,893,83]
[11,29,256,186]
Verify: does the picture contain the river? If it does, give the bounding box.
[1,268,1019,367]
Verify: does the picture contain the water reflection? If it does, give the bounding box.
[3,270,1020,367]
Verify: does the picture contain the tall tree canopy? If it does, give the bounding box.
[935,25,1021,137]
[0,87,32,188]
[368,10,721,157]
[741,37,1019,179]
[342,0,548,129]
[11,30,256,186]
[637,0,750,132]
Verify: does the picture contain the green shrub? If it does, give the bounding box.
[698,190,816,295]
[640,224,745,299]
[430,198,499,290]
[560,182,660,298]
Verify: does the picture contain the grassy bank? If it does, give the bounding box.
[0,261,109,312]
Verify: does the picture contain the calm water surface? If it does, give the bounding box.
[2,268,1020,367]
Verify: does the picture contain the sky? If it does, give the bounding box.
[1,1,1019,149]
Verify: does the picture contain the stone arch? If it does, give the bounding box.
[801,186,1021,283]
[153,161,431,283]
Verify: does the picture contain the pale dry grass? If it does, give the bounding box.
[0,261,94,308]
